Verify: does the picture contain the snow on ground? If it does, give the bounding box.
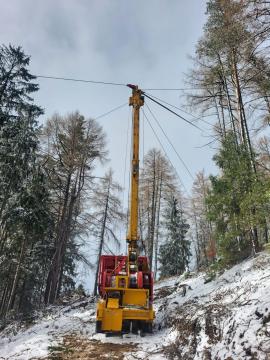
[156,252,270,359]
[0,299,96,359]
[1,252,270,359]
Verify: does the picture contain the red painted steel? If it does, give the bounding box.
[98,255,154,303]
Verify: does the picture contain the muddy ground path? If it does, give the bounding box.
[46,334,147,360]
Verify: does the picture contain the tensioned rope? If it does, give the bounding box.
[142,108,189,195]
[36,74,204,91]
[145,101,194,181]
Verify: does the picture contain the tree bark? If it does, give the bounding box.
[7,238,26,312]
[93,181,110,296]
[154,175,162,279]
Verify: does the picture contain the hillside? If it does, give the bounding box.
[1,252,270,360]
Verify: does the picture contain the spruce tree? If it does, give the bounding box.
[159,197,190,278]
[0,45,51,317]
[0,45,42,220]
[207,132,269,265]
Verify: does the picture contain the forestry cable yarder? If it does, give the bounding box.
[95,85,155,335]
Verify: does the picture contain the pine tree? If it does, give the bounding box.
[159,196,190,278]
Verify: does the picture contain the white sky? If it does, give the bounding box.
[1,0,218,290]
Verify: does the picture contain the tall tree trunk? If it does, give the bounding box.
[0,282,10,316]
[44,173,72,304]
[231,50,247,145]
[154,175,162,279]
[214,94,225,139]
[149,156,157,271]
[218,88,226,136]
[93,181,110,296]
[7,238,26,312]
[217,53,238,143]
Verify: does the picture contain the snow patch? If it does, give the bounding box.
[1,253,270,359]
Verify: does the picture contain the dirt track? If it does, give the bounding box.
[47,335,138,360]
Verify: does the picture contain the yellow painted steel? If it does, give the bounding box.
[101,286,149,308]
[102,308,123,331]
[95,86,155,333]
[122,307,155,320]
[127,86,144,244]
[107,298,120,309]
[122,288,148,307]
[96,299,105,317]
[96,298,154,325]
[116,275,128,288]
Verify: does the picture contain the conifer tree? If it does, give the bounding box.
[91,169,123,296]
[0,45,43,244]
[207,132,269,264]
[159,196,190,278]
[139,148,178,274]
[42,112,107,304]
[0,45,52,317]
[190,171,215,269]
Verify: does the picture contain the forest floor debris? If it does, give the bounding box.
[1,252,270,359]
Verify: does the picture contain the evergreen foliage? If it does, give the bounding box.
[188,0,270,269]
[1,0,270,319]
[159,197,190,278]
[207,132,269,265]
[0,45,52,317]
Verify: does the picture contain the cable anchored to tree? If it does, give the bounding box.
[145,102,194,181]
[144,92,213,127]
[36,75,127,87]
[142,109,189,195]
[143,93,203,131]
[36,75,204,91]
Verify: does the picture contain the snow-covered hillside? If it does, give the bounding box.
[1,252,270,359]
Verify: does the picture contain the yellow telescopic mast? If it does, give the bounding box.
[126,84,144,276]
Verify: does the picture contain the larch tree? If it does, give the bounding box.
[187,0,268,159]
[187,0,270,266]
[139,148,178,275]
[42,112,107,304]
[190,171,215,269]
[90,169,124,296]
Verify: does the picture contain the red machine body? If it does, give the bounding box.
[98,255,154,303]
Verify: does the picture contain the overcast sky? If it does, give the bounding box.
[1,0,217,287]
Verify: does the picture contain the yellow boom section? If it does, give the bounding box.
[127,85,144,275]
[95,85,154,335]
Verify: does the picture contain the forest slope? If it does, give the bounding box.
[1,252,270,359]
